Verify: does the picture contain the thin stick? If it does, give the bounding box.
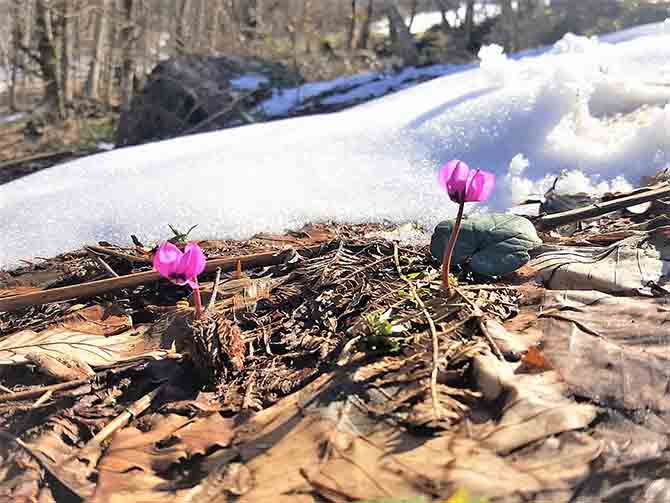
[0,375,95,403]
[85,247,119,278]
[393,244,442,420]
[206,268,222,312]
[85,382,166,446]
[0,248,308,312]
[85,245,152,264]
[535,182,670,230]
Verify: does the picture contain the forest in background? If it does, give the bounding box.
[0,0,669,122]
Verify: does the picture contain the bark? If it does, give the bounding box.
[61,0,75,104]
[176,0,192,54]
[102,0,118,105]
[119,0,136,107]
[8,0,24,110]
[500,0,518,51]
[464,0,474,47]
[383,0,419,66]
[347,0,357,51]
[407,0,418,33]
[35,0,66,118]
[356,0,374,49]
[433,0,452,29]
[86,0,111,100]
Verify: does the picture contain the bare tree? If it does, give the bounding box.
[464,0,474,47]
[176,0,192,55]
[86,0,111,99]
[383,0,419,66]
[346,0,357,51]
[356,0,374,49]
[119,0,136,107]
[61,0,75,105]
[35,0,66,118]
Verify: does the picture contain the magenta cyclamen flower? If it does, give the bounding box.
[438,160,495,291]
[439,160,495,203]
[153,242,206,289]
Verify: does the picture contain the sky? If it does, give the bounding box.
[0,21,669,269]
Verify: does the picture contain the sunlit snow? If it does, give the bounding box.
[1,22,670,268]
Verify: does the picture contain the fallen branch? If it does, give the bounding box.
[0,248,302,312]
[535,183,670,230]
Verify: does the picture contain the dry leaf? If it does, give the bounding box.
[521,346,553,371]
[24,352,95,381]
[0,327,144,367]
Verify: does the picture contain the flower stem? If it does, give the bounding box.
[192,286,203,319]
[442,201,465,290]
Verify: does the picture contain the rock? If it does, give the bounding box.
[115,55,303,146]
[431,213,542,277]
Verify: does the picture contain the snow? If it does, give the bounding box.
[1,22,670,269]
[231,74,270,91]
[373,3,503,34]
[0,112,25,125]
[257,65,458,116]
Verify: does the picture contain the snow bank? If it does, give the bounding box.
[1,22,670,268]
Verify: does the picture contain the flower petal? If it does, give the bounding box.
[446,161,470,202]
[464,169,496,202]
[179,242,207,281]
[153,242,182,280]
[438,160,462,190]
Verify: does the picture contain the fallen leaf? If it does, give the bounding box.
[521,346,553,371]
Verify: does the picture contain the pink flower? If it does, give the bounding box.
[438,160,495,203]
[153,242,206,289]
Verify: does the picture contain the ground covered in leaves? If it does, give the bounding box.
[1,174,670,503]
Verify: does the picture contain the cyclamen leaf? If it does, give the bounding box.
[431,214,542,276]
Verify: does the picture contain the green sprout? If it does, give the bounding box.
[167,223,198,245]
[361,308,409,355]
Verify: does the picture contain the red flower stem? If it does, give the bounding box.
[192,285,203,319]
[442,200,465,290]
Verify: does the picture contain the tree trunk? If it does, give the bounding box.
[119,0,136,108]
[433,0,451,29]
[61,0,75,105]
[347,0,357,51]
[500,0,518,51]
[383,1,419,66]
[8,0,23,111]
[103,0,118,105]
[407,0,418,33]
[86,0,110,100]
[35,0,66,119]
[176,0,192,54]
[464,0,474,48]
[356,0,374,49]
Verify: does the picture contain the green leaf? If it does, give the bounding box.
[431,214,542,277]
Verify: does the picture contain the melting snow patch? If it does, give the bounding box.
[230,74,270,91]
[1,23,670,268]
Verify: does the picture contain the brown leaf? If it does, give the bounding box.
[92,412,234,502]
[24,351,95,381]
[58,305,132,336]
[0,326,145,367]
[521,346,553,371]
